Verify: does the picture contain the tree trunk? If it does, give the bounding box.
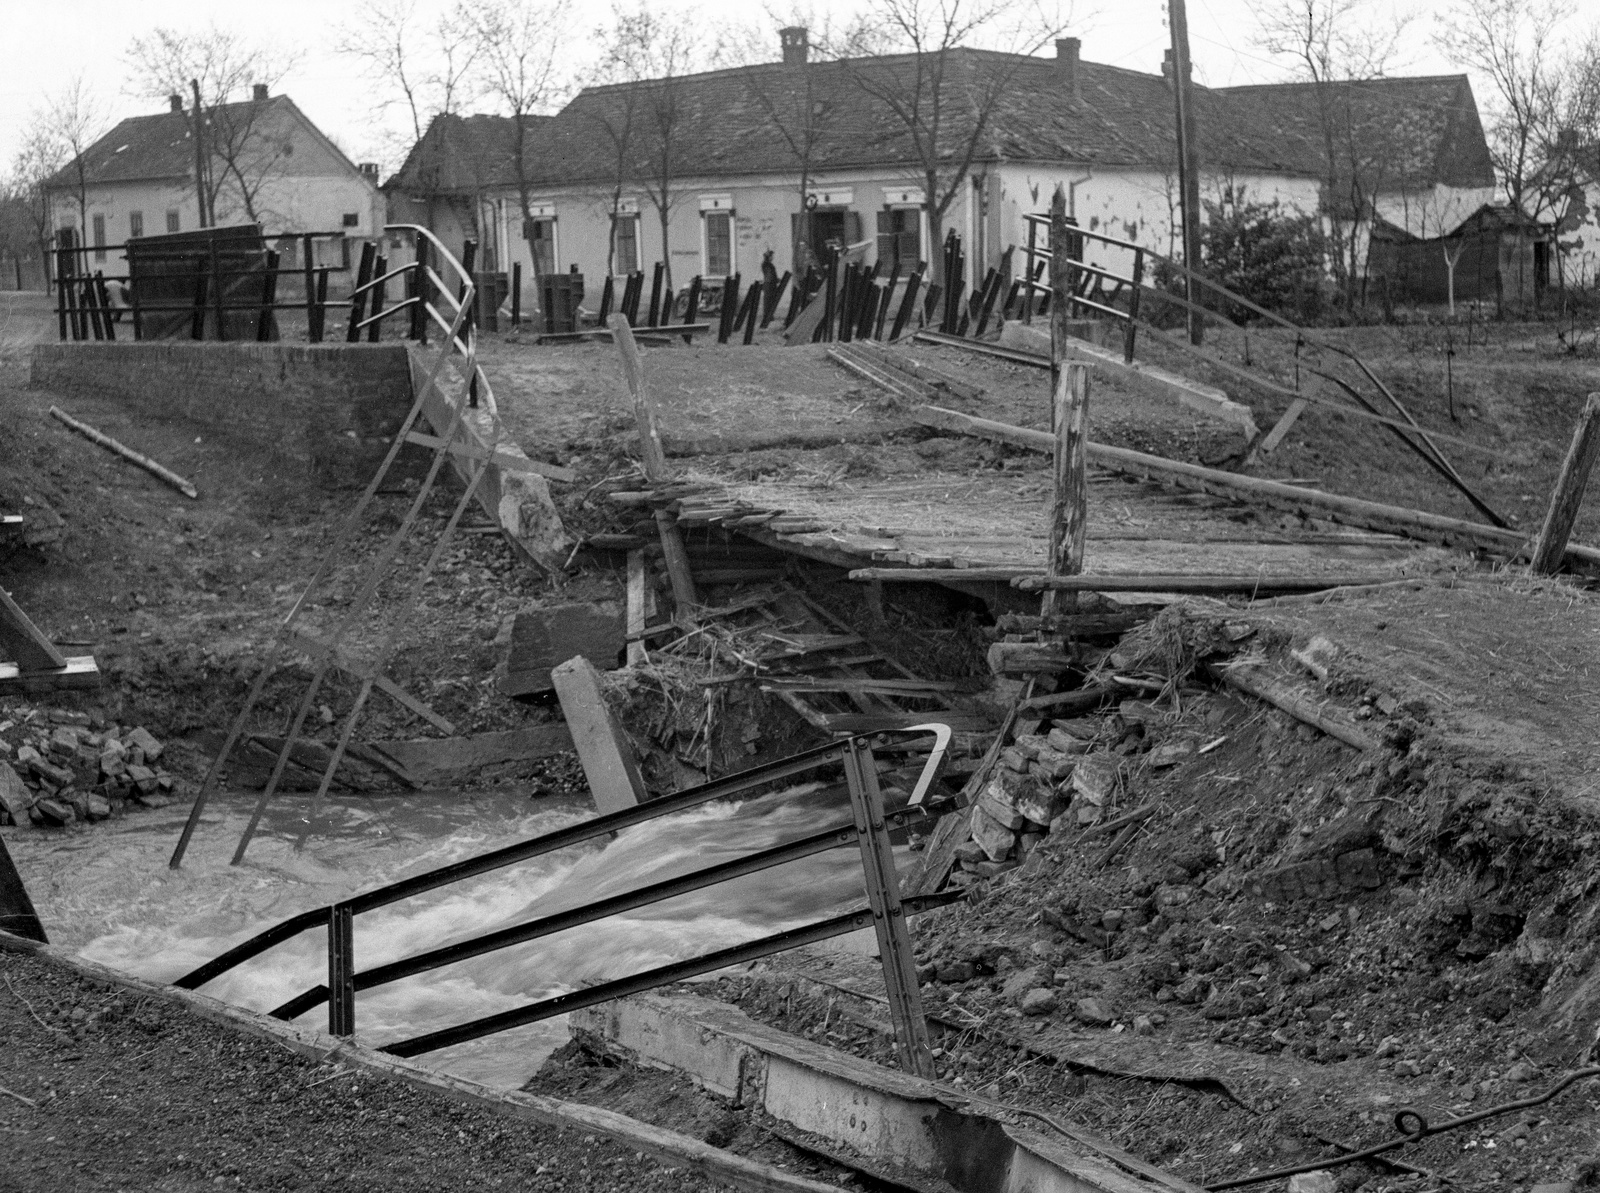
[657,202,672,301]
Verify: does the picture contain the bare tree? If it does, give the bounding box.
[824,0,1068,287]
[1434,0,1570,214]
[597,7,708,297]
[463,0,573,298]
[1252,0,1412,305]
[336,0,481,173]
[126,25,301,226]
[9,118,72,288]
[29,76,108,245]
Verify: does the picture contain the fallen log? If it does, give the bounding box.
[49,405,197,499]
[1205,661,1382,752]
[987,641,1075,675]
[912,405,1600,571]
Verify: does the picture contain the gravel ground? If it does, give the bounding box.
[0,949,723,1193]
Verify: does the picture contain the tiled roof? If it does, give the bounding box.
[42,95,371,191]
[384,50,1494,195]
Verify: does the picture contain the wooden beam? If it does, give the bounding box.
[1531,392,1600,575]
[911,405,1600,569]
[1014,573,1396,595]
[0,655,100,694]
[626,550,648,666]
[552,655,649,815]
[402,432,576,483]
[1257,398,1308,455]
[0,837,47,943]
[0,587,67,672]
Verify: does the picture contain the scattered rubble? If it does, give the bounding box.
[0,703,177,828]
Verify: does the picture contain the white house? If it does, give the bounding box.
[44,87,385,279]
[383,31,1497,307]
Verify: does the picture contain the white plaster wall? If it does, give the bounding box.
[1372,183,1496,239]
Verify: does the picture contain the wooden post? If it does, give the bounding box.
[1530,392,1600,574]
[1168,0,1204,346]
[347,241,375,342]
[511,261,523,325]
[742,283,762,345]
[301,234,316,344]
[367,254,387,343]
[312,267,329,342]
[1124,249,1144,363]
[190,256,208,341]
[0,834,47,944]
[258,249,280,342]
[609,314,699,613]
[93,272,116,342]
[625,549,648,667]
[1023,219,1038,325]
[646,262,664,328]
[681,275,702,344]
[552,656,650,814]
[597,273,614,325]
[1044,186,1090,623]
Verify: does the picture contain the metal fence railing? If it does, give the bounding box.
[175,727,956,1075]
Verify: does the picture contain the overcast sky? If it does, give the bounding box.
[0,0,1587,181]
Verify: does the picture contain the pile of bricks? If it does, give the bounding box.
[0,707,176,829]
[953,723,1121,882]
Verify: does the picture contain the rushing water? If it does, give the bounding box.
[5,781,881,1089]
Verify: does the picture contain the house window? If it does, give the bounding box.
[704,211,732,278]
[166,210,180,233]
[342,213,359,228]
[876,209,921,271]
[92,214,106,262]
[129,211,144,239]
[614,215,639,276]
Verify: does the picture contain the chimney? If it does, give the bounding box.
[359,162,380,180]
[780,26,810,67]
[1162,49,1173,85]
[253,83,269,101]
[169,94,183,112]
[1056,37,1081,100]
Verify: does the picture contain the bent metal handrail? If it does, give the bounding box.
[176,725,956,1075]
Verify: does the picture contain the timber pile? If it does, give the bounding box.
[0,708,175,828]
[826,342,986,405]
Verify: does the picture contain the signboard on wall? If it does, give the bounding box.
[808,189,854,208]
[882,186,925,207]
[698,193,734,211]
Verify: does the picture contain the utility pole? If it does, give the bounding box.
[190,79,209,229]
[1168,0,1204,345]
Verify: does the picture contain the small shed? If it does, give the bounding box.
[1368,203,1553,308]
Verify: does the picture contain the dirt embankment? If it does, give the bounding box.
[0,948,721,1192]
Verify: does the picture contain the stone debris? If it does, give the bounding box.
[0,705,177,829]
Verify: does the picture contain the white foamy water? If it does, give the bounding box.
[4,781,878,1088]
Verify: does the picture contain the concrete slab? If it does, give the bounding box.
[572,993,1203,1193]
[998,323,1258,438]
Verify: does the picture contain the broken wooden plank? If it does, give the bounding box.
[1257,398,1308,455]
[0,588,67,672]
[403,432,576,483]
[820,711,993,734]
[1531,392,1600,575]
[49,405,197,499]
[987,642,1075,675]
[626,551,648,667]
[367,726,574,783]
[552,655,649,814]
[497,601,627,697]
[1018,684,1119,715]
[758,677,975,695]
[0,655,100,694]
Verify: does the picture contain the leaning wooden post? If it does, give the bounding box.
[609,314,699,615]
[1043,185,1090,624]
[1530,392,1600,574]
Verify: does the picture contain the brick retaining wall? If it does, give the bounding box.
[29,342,416,486]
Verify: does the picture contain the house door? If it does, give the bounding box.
[793,209,861,272]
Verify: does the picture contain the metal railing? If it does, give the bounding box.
[168,224,508,871]
[176,727,957,1074]
[1015,211,1511,527]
